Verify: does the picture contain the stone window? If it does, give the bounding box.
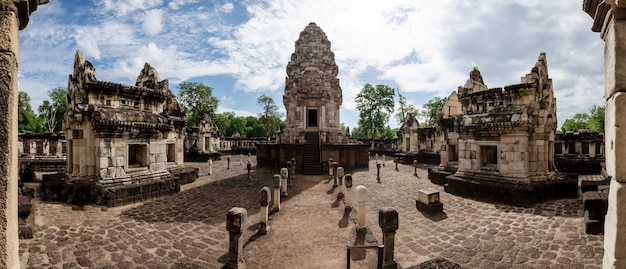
[481,146,498,166]
[167,143,176,162]
[50,141,57,156]
[205,137,211,151]
[554,142,562,155]
[582,142,590,155]
[72,130,83,139]
[568,142,576,154]
[595,142,602,156]
[106,100,111,106]
[128,144,147,167]
[449,145,458,162]
[62,142,67,154]
[22,140,28,154]
[36,142,44,155]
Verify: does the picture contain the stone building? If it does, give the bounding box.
[554,130,604,174]
[184,114,221,161]
[398,113,420,154]
[429,53,576,207]
[257,23,368,174]
[281,22,345,145]
[63,50,187,185]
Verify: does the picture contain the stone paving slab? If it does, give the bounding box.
[19,156,604,268]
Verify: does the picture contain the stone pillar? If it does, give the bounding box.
[280,168,288,197]
[273,174,281,211]
[246,161,251,181]
[379,207,399,269]
[413,160,418,177]
[258,187,271,234]
[291,157,296,175]
[227,156,230,169]
[377,163,381,183]
[375,153,379,163]
[355,185,368,231]
[328,157,333,180]
[286,161,292,185]
[239,154,243,166]
[208,159,212,175]
[337,167,344,195]
[382,154,386,166]
[225,207,247,269]
[345,174,353,209]
[583,2,626,267]
[332,161,338,187]
[0,2,48,268]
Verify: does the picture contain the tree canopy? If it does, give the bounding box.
[177,81,219,129]
[355,84,395,139]
[420,97,447,127]
[395,89,420,126]
[257,94,283,137]
[560,105,605,133]
[37,87,67,132]
[18,91,43,133]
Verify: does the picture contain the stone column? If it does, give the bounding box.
[246,161,251,181]
[583,2,626,267]
[273,174,281,211]
[286,161,292,185]
[355,185,368,231]
[0,2,48,268]
[225,207,247,269]
[345,174,353,209]
[382,154,386,166]
[413,160,418,177]
[208,159,212,175]
[379,207,399,269]
[291,157,296,175]
[239,154,243,165]
[328,157,333,180]
[332,161,338,187]
[280,167,288,197]
[337,167,344,195]
[377,163,381,183]
[258,187,271,234]
[227,156,230,169]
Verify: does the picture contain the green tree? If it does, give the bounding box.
[395,89,420,126]
[212,112,235,137]
[177,81,219,129]
[560,113,590,133]
[421,97,447,126]
[257,94,283,137]
[245,116,264,137]
[38,87,67,132]
[588,105,605,133]
[18,91,43,133]
[355,84,395,139]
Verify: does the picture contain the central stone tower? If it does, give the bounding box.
[282,22,343,144]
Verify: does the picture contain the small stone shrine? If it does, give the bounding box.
[185,113,221,161]
[42,50,193,206]
[257,23,368,174]
[429,53,577,207]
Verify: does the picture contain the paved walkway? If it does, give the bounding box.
[19,156,604,268]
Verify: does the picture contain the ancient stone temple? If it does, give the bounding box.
[257,23,368,174]
[429,53,577,207]
[398,114,420,154]
[185,114,221,161]
[57,50,188,200]
[282,22,344,144]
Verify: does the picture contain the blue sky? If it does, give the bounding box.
[19,0,605,130]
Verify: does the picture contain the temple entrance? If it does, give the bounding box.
[307,109,318,128]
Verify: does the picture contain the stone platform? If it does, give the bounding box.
[19,157,603,268]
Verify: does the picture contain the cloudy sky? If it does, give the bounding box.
[19,0,605,130]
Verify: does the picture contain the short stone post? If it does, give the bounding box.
[258,187,271,234]
[280,168,289,197]
[379,207,399,269]
[208,159,213,175]
[328,157,334,180]
[291,157,296,175]
[286,161,292,186]
[337,167,345,196]
[239,154,243,165]
[225,207,247,269]
[345,174,353,209]
[395,157,399,172]
[413,160,418,177]
[355,185,368,231]
[332,162,339,187]
[382,155,386,166]
[246,161,252,181]
[377,163,381,183]
[375,153,379,163]
[273,174,281,211]
[248,152,251,163]
[227,156,230,170]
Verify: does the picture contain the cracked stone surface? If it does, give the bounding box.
[19,156,603,268]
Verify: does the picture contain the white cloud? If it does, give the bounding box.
[168,0,199,10]
[142,9,164,35]
[102,0,164,16]
[220,3,234,14]
[217,106,257,117]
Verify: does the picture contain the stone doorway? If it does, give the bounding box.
[307,108,318,128]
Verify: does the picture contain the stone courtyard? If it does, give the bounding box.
[18,156,603,268]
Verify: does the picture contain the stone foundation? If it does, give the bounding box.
[429,169,578,207]
[42,168,198,207]
[256,143,368,172]
[18,195,34,239]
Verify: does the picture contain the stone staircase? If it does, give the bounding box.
[302,132,322,175]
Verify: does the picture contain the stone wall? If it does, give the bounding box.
[256,143,368,172]
[554,131,604,174]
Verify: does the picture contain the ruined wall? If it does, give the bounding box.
[554,131,604,174]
